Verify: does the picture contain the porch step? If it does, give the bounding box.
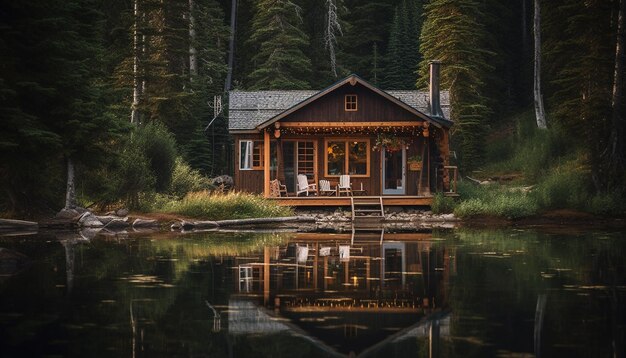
[350,197,384,221]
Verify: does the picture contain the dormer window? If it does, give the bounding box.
[345,95,358,111]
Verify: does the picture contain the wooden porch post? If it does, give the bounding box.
[440,129,450,191]
[418,123,432,196]
[264,130,270,197]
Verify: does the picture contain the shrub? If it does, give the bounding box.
[169,157,214,198]
[588,190,626,216]
[159,191,293,220]
[531,165,590,210]
[116,142,156,209]
[431,193,456,214]
[133,123,177,192]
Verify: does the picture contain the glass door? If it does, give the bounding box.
[382,147,406,195]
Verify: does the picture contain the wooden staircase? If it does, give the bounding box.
[350,197,385,221]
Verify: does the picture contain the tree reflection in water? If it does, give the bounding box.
[0,227,623,357]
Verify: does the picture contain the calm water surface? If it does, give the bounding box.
[0,227,624,357]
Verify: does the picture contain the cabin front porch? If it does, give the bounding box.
[273,195,436,207]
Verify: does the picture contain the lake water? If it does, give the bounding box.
[0,227,624,357]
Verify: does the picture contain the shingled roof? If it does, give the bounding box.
[228,77,451,133]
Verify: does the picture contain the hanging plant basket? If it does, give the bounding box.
[372,134,410,152]
[408,155,423,171]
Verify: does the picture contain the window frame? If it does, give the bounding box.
[239,140,264,170]
[324,138,370,177]
[345,94,358,111]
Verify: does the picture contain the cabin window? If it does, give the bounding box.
[345,95,358,111]
[239,140,263,170]
[325,139,370,177]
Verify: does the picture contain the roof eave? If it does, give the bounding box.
[254,74,446,130]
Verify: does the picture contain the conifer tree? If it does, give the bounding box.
[0,0,125,213]
[247,0,312,89]
[383,0,423,89]
[340,0,396,81]
[418,0,494,169]
[302,0,339,88]
[179,0,229,175]
[543,0,618,190]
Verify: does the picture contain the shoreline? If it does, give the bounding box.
[1,208,624,235]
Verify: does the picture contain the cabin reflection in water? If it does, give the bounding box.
[226,229,455,356]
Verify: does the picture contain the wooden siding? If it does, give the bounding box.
[234,133,436,196]
[280,83,422,124]
[233,134,265,193]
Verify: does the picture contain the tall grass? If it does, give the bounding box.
[431,193,456,214]
[455,110,626,218]
[159,191,293,220]
[453,182,538,219]
[482,111,571,181]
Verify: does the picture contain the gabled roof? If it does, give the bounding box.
[228,74,451,133]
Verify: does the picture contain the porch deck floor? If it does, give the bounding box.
[272,195,439,207]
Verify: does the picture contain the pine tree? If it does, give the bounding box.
[383,0,423,89]
[247,0,312,89]
[543,0,617,190]
[302,0,338,88]
[0,0,125,213]
[179,0,229,175]
[418,0,494,170]
[340,0,396,81]
[301,0,347,87]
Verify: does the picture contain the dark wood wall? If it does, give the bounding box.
[233,134,264,193]
[282,83,419,123]
[233,133,432,196]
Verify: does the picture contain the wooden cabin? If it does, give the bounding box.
[228,61,457,207]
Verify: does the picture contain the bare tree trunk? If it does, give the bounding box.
[64,157,77,210]
[610,0,625,170]
[325,0,342,78]
[189,0,197,78]
[131,0,140,124]
[224,0,237,92]
[533,0,547,129]
[534,294,547,358]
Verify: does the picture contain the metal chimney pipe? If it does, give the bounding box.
[429,60,444,118]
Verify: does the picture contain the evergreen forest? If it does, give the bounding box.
[1,0,624,217]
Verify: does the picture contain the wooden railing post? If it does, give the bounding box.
[263,130,270,198]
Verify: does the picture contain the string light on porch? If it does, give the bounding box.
[277,126,425,137]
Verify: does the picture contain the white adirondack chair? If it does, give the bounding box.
[319,179,336,196]
[296,174,317,196]
[337,174,352,196]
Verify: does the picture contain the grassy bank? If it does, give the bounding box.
[433,111,625,219]
[154,191,293,220]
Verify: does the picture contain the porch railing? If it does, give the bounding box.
[442,165,458,194]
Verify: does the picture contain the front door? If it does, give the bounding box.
[280,141,316,193]
[382,147,406,195]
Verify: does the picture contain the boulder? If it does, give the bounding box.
[211,175,234,190]
[132,218,159,228]
[78,212,104,228]
[115,208,129,217]
[103,218,129,229]
[55,208,81,220]
[95,215,118,225]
